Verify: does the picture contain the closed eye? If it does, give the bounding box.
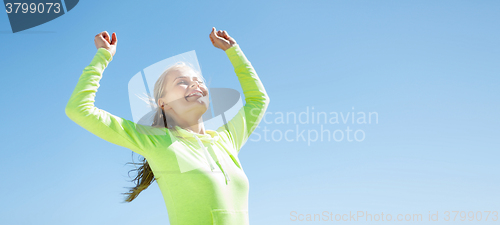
[178,80,204,85]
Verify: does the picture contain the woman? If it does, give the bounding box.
[65,27,270,225]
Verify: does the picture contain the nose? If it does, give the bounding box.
[190,82,199,88]
[190,81,206,93]
[190,80,204,88]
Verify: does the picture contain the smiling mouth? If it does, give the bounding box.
[185,92,204,101]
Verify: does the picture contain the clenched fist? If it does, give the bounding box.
[94,31,117,57]
[209,27,237,51]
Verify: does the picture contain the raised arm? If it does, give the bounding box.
[65,32,167,157]
[210,28,270,155]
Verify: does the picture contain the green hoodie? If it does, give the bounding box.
[65,44,270,225]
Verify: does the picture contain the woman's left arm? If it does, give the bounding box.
[210,28,270,155]
[216,44,270,155]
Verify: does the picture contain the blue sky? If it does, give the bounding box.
[0,0,499,224]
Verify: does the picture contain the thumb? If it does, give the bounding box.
[212,27,221,38]
[110,32,117,45]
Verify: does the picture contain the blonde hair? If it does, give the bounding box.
[122,61,207,202]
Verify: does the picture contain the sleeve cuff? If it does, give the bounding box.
[225,44,250,68]
[97,48,113,62]
[88,48,113,75]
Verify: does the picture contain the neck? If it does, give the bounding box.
[176,116,206,135]
[165,107,207,135]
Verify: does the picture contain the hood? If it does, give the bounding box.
[172,125,241,185]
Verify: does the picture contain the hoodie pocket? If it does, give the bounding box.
[211,209,249,225]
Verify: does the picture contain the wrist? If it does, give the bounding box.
[223,44,237,52]
[97,47,113,62]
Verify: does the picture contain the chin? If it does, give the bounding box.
[192,96,209,106]
[189,99,209,112]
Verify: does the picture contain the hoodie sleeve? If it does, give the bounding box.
[65,48,166,157]
[216,44,270,155]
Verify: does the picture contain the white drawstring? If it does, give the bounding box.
[192,133,231,184]
[193,134,216,171]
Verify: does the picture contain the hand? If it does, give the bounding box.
[209,27,237,51]
[94,31,117,57]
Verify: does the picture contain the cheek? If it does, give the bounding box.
[168,86,188,101]
[171,85,187,99]
[201,86,209,94]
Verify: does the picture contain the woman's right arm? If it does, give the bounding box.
[65,37,164,156]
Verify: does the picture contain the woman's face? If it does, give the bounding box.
[158,67,209,120]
